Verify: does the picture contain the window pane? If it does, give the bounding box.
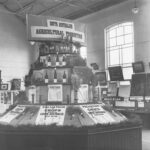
[122,43,133,48]
[109,46,120,51]
[109,50,119,66]
[109,29,116,38]
[80,47,87,58]
[123,22,132,26]
[117,27,123,36]
[123,67,133,80]
[106,35,110,47]
[117,36,124,45]
[110,38,116,47]
[122,63,132,67]
[125,34,133,44]
[124,26,132,34]
[122,47,133,64]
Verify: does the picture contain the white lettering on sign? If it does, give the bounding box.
[115,101,135,107]
[47,20,75,30]
[31,26,85,43]
[80,104,115,124]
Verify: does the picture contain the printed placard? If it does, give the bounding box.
[145,96,150,101]
[138,101,144,108]
[28,86,36,103]
[36,105,66,125]
[115,101,135,107]
[0,105,26,123]
[48,85,63,102]
[80,104,115,124]
[78,84,88,103]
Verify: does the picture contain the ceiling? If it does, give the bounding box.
[0,0,127,22]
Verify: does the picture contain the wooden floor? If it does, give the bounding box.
[142,129,150,150]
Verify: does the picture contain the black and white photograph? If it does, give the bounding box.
[0,0,149,150]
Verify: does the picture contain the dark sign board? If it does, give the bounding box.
[108,66,124,81]
[132,61,144,73]
[95,72,107,86]
[130,73,146,96]
[145,73,150,96]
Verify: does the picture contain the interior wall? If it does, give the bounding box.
[77,0,150,72]
[0,5,35,89]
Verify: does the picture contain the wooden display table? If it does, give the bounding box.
[0,125,142,150]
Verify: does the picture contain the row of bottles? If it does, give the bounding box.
[44,69,67,84]
[38,54,67,68]
[39,42,73,55]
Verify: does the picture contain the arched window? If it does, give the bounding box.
[105,22,134,80]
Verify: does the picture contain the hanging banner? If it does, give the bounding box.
[26,14,86,45]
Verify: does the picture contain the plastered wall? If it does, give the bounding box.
[0,5,35,89]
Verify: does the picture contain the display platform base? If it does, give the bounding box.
[120,109,150,129]
[0,125,142,150]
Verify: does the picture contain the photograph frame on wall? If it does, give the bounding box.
[95,71,107,86]
[0,84,8,90]
[132,61,145,73]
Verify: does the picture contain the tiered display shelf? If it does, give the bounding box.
[25,38,87,104]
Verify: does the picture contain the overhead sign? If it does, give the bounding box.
[27,15,86,44]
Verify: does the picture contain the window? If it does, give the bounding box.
[105,22,134,80]
[80,46,87,59]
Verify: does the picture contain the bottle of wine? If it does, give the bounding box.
[62,55,66,66]
[56,53,60,66]
[43,59,46,67]
[63,71,67,83]
[47,55,51,67]
[54,68,57,83]
[45,71,49,84]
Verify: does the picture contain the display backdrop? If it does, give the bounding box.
[26,14,86,45]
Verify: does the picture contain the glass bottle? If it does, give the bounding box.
[56,53,60,66]
[62,55,66,66]
[45,71,49,84]
[54,68,57,83]
[63,71,67,83]
[47,55,51,67]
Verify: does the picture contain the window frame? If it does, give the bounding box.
[105,22,135,81]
